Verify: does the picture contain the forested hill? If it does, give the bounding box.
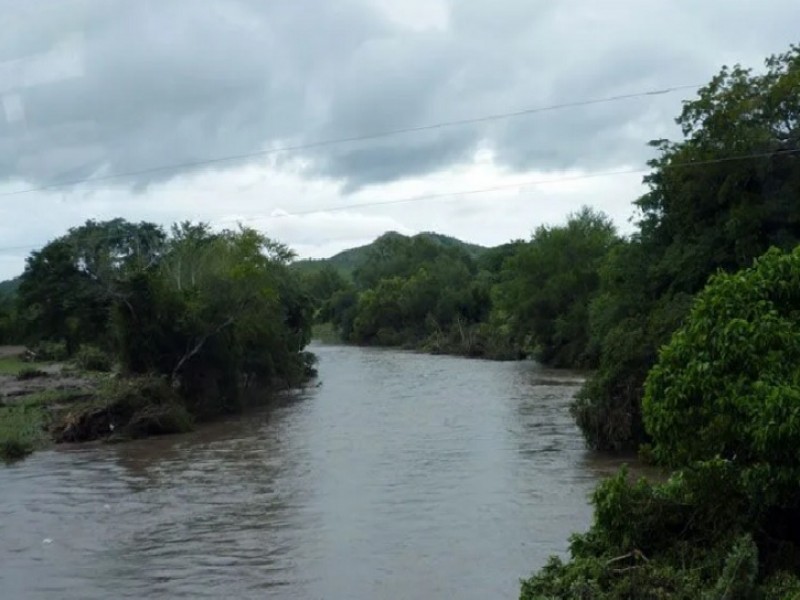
[291,231,488,277]
[0,277,19,299]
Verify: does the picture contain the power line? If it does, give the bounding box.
[2,147,797,256]
[0,83,702,199]
[221,147,800,221]
[227,169,646,222]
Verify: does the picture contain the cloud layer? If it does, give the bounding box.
[2,0,798,192]
[0,0,798,279]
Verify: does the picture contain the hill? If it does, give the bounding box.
[0,277,20,300]
[292,231,488,277]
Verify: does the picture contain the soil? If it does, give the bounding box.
[0,346,98,405]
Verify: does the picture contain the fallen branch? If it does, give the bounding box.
[170,316,236,382]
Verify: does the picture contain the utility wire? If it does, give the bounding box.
[1,146,797,255]
[223,147,800,221]
[0,83,702,199]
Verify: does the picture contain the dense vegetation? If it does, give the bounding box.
[520,46,800,598]
[0,218,314,458]
[521,245,800,598]
[304,212,616,362]
[0,277,21,344]
[574,47,800,451]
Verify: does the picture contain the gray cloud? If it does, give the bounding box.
[0,0,798,192]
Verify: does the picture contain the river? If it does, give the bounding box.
[0,344,635,599]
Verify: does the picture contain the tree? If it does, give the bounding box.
[302,264,349,305]
[113,225,312,415]
[494,207,618,368]
[17,219,166,353]
[577,46,800,450]
[521,246,800,599]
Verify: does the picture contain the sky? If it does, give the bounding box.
[0,0,798,278]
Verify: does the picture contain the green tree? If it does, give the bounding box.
[301,263,350,309]
[577,46,800,450]
[520,246,800,599]
[17,219,166,354]
[0,278,21,343]
[494,207,617,368]
[113,224,312,415]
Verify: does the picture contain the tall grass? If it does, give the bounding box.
[0,400,47,461]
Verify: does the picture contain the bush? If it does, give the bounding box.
[0,402,47,461]
[26,341,68,362]
[519,467,771,600]
[643,246,800,505]
[74,345,113,372]
[15,366,48,380]
[522,248,800,599]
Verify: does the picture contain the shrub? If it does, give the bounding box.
[74,345,113,372]
[522,248,800,599]
[643,246,800,505]
[15,366,48,380]
[519,468,767,600]
[26,341,68,362]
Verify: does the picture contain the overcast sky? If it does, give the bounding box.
[0,0,798,278]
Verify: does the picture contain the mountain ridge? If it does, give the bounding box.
[292,231,489,276]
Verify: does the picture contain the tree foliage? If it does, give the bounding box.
[17,219,166,354]
[522,45,800,598]
[644,246,800,499]
[315,215,615,362]
[15,218,314,420]
[319,231,503,356]
[494,207,617,368]
[575,46,800,450]
[522,247,800,598]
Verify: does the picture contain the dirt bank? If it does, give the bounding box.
[0,346,98,406]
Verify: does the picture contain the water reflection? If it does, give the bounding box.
[0,345,636,599]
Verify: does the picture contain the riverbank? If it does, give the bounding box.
[0,346,317,463]
[312,323,525,362]
[0,346,99,460]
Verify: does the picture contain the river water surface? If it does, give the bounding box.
[1,344,633,599]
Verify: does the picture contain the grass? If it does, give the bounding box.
[0,355,32,376]
[0,354,53,376]
[0,391,84,462]
[0,399,48,462]
[16,366,48,380]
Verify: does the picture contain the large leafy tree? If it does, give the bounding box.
[18,219,166,353]
[494,207,618,368]
[113,224,312,414]
[576,46,800,450]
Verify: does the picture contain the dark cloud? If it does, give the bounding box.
[0,0,798,192]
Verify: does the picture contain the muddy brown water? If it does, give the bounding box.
[0,344,645,599]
